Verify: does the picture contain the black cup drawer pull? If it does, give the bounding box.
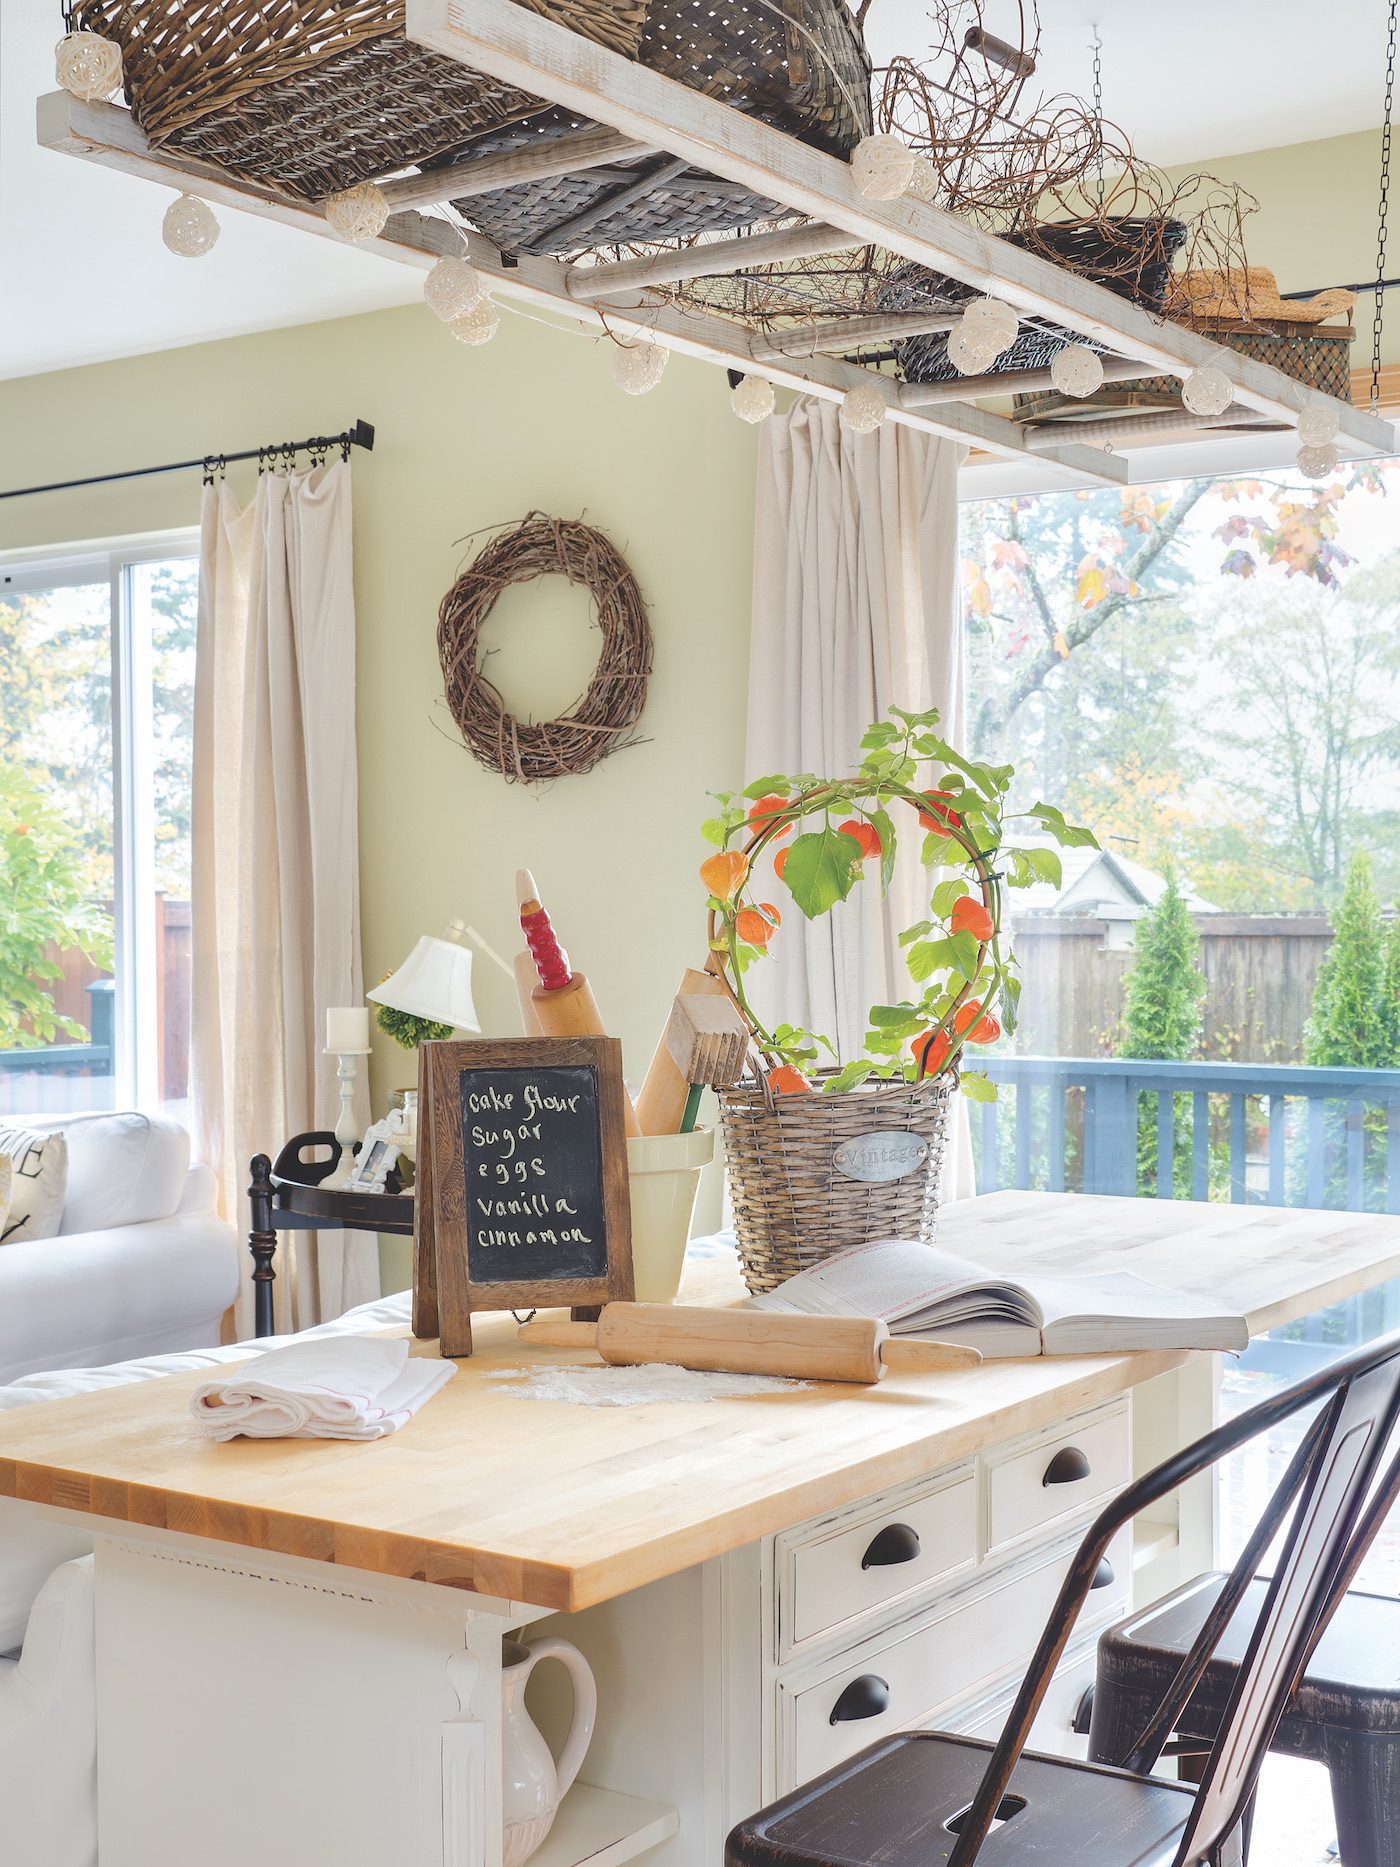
[1043,1446,1092,1487]
[829,1674,890,1725]
[1091,1557,1115,1590]
[861,1522,922,1569]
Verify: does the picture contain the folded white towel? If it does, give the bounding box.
[190,1336,456,1441]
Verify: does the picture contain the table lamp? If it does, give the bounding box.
[368,919,482,1035]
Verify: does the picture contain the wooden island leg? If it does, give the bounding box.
[248,1153,278,1338]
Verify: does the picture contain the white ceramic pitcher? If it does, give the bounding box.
[502,1635,598,1867]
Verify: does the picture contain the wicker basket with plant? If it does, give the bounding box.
[698,705,1094,1291]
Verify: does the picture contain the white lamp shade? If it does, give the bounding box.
[368,926,481,1032]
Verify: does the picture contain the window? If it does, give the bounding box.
[961,463,1400,1590]
[0,535,198,1120]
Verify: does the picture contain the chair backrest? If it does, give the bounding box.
[1173,1351,1400,1861]
[945,1327,1400,1867]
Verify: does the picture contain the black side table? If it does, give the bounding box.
[247,1132,414,1338]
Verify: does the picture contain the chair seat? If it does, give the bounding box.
[1099,1574,1400,1736]
[725,1731,1196,1867]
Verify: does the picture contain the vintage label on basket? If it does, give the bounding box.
[832,1130,929,1183]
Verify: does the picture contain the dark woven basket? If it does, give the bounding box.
[1012,323,1354,424]
[73,0,871,250]
[885,215,1186,386]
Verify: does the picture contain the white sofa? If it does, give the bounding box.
[0,1287,412,1867]
[0,1112,240,1384]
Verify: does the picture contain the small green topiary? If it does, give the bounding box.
[373,997,454,1050]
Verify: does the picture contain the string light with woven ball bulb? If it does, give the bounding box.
[840,381,886,433]
[1050,344,1104,399]
[849,135,918,200]
[731,375,776,424]
[324,183,390,242]
[162,193,220,259]
[1298,443,1339,481]
[1181,366,1233,417]
[425,256,481,321]
[450,299,500,346]
[55,29,122,101]
[612,338,668,395]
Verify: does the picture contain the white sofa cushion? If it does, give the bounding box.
[0,1127,68,1245]
[0,1556,96,1867]
[0,1211,240,1385]
[42,1112,191,1236]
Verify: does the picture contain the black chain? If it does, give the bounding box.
[1374,0,1397,413]
[1091,28,1104,208]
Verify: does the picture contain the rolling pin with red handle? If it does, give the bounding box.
[518,1304,980,1384]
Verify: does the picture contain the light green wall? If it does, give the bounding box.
[0,303,759,1284]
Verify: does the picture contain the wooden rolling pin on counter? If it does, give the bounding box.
[519,1303,981,1382]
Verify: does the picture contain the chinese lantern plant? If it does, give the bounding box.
[699,706,1097,1102]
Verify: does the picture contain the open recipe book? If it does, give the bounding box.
[748,1237,1249,1359]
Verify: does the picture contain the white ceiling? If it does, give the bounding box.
[0,0,1392,381]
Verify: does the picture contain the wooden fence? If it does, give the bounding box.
[16,895,191,1102]
[1008,913,1336,1064]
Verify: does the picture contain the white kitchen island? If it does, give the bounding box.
[2,1191,1398,1867]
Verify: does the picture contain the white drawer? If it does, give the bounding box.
[950,1636,1104,1762]
[777,1526,1130,1791]
[775,1466,977,1660]
[981,1402,1130,1558]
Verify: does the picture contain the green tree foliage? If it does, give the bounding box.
[1120,877,1206,1061]
[0,767,114,1047]
[1305,851,1396,1068]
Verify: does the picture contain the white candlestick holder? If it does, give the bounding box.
[323,1045,372,1190]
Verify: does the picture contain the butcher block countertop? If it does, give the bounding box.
[2,1192,1398,1612]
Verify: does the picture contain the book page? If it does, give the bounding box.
[748,1238,1043,1330]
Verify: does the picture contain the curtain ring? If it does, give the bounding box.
[201,454,217,487]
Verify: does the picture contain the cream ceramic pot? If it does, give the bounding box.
[626,1126,715,1304]
[502,1636,598,1867]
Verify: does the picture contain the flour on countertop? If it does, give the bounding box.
[485,1362,809,1407]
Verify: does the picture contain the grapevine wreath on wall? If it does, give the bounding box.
[438,512,653,783]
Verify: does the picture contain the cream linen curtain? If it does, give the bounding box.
[746,399,974,1198]
[191,461,375,1335]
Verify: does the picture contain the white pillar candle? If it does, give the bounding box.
[326,1006,371,1052]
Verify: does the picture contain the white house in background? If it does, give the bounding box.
[1011,845,1219,949]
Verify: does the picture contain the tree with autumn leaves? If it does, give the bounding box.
[962,465,1400,909]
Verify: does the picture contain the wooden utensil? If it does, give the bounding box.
[635,966,728,1134]
[518,1303,981,1384]
[664,992,751,1133]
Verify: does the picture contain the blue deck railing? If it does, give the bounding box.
[0,980,115,1115]
[975,1055,1400,1372]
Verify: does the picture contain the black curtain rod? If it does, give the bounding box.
[0,418,375,503]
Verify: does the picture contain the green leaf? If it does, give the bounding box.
[899,919,932,946]
[859,723,900,749]
[824,1058,877,1093]
[782,827,863,918]
[921,833,961,869]
[959,1071,998,1103]
[700,817,728,847]
[930,876,969,920]
[1027,847,1063,885]
[868,1003,915,1028]
[905,939,943,983]
[1028,803,1100,850]
[743,775,790,800]
[947,930,980,981]
[870,806,897,893]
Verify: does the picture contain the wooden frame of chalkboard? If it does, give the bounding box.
[414,1036,634,1358]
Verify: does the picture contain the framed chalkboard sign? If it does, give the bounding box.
[415,1036,634,1358]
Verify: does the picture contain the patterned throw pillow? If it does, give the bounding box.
[0,1127,68,1245]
